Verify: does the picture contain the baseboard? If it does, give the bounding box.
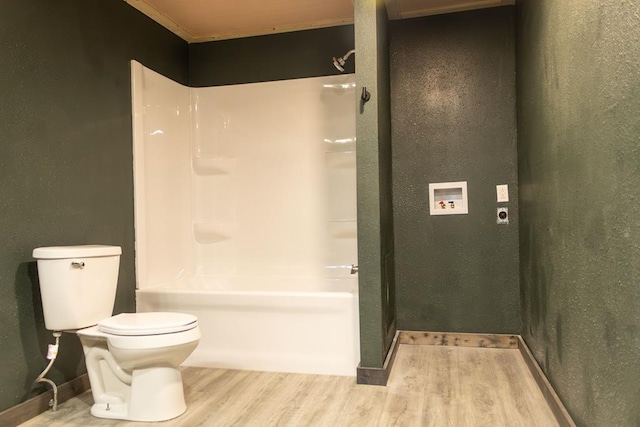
[399,330,519,348]
[0,374,90,427]
[356,330,400,386]
[517,336,576,427]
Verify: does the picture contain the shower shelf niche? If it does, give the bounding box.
[193,222,233,243]
[193,157,236,175]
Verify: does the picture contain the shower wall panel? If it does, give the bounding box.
[132,61,193,289]
[133,63,356,288]
[192,76,357,279]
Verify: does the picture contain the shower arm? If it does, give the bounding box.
[341,49,355,62]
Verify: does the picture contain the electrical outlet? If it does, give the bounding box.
[496,184,509,202]
[497,207,509,225]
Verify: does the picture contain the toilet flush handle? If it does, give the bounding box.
[71,261,85,269]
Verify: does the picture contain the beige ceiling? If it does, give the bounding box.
[125,0,514,43]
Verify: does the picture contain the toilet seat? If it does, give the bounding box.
[98,312,198,336]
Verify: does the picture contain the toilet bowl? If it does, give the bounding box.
[32,245,201,422]
[77,312,201,422]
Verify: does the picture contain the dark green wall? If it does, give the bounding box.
[391,7,519,333]
[355,0,396,368]
[517,1,640,425]
[0,0,188,413]
[189,25,354,86]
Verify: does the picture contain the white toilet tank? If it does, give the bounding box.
[33,245,122,331]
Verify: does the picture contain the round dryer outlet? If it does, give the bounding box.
[497,207,509,225]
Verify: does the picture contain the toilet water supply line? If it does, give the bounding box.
[34,331,62,411]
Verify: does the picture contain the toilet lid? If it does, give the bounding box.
[98,312,198,336]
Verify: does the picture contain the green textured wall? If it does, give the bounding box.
[391,8,520,333]
[189,25,355,86]
[356,0,396,368]
[517,1,640,425]
[0,0,188,413]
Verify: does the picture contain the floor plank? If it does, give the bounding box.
[20,345,559,427]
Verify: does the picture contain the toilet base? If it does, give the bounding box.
[91,366,187,422]
[90,397,128,420]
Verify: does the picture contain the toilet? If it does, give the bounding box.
[33,245,200,422]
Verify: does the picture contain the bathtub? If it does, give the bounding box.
[135,276,360,376]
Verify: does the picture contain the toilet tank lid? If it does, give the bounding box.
[33,245,122,259]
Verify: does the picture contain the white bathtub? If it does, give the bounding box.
[135,276,360,376]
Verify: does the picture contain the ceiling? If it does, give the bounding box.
[125,0,515,43]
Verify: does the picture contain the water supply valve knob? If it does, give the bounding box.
[46,344,59,360]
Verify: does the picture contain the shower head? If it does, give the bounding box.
[332,49,355,72]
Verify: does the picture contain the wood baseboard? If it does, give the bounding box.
[517,336,576,427]
[357,330,400,386]
[0,374,90,427]
[399,330,519,348]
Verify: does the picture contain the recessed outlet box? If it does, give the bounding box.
[497,207,509,224]
[429,181,468,215]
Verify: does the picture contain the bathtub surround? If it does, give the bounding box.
[132,63,360,376]
[517,1,640,425]
[0,0,188,415]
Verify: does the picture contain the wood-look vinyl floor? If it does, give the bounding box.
[20,345,558,427]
